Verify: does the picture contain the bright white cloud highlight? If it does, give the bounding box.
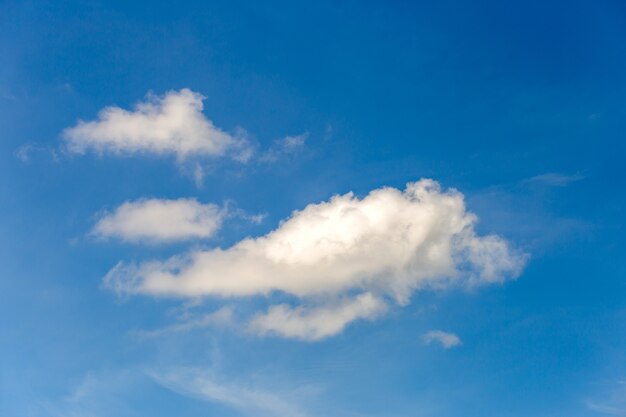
[62,89,251,161]
[422,330,462,349]
[104,179,527,340]
[93,198,225,243]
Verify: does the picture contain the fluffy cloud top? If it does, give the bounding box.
[104,179,527,339]
[63,89,251,161]
[422,330,462,349]
[93,198,225,243]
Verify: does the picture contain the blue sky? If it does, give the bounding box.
[1,1,626,416]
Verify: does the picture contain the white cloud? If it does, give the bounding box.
[249,293,386,341]
[421,330,461,349]
[92,198,225,243]
[150,368,310,417]
[104,179,527,340]
[62,88,252,161]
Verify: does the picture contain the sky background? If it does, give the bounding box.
[1,1,626,416]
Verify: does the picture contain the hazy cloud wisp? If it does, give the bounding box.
[422,330,462,349]
[150,368,309,417]
[260,133,308,163]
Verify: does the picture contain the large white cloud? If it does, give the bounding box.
[104,179,527,339]
[93,198,225,243]
[62,89,252,161]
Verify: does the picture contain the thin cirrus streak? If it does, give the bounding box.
[104,179,528,340]
[149,368,310,417]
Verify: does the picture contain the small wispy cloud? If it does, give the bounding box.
[15,144,59,164]
[421,330,461,349]
[132,306,234,339]
[259,132,308,163]
[523,172,585,187]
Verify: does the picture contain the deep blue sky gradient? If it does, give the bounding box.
[1,1,626,416]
